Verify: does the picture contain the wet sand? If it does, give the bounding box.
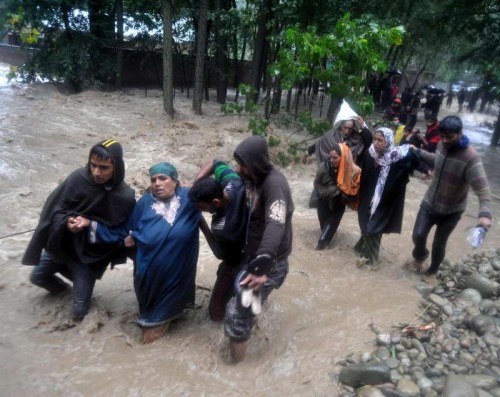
[1,65,499,396]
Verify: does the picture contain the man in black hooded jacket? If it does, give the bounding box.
[23,139,135,321]
[224,135,294,363]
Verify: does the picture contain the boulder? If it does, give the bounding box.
[443,374,479,397]
[339,363,391,388]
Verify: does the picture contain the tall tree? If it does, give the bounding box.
[248,0,273,103]
[115,0,124,90]
[163,0,174,117]
[193,0,208,114]
[214,0,229,104]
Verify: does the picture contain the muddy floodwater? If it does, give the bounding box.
[0,62,499,396]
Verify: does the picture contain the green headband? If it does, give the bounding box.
[149,162,178,180]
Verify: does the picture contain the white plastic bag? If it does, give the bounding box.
[333,100,359,128]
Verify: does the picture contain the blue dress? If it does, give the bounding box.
[95,187,200,326]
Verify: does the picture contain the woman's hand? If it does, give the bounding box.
[124,233,136,247]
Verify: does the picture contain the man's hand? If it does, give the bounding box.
[240,273,268,291]
[355,116,366,129]
[67,216,90,233]
[478,216,492,230]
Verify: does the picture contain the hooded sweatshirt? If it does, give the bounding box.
[22,140,136,271]
[234,136,294,274]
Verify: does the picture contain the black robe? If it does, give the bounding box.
[22,150,135,275]
[357,151,421,236]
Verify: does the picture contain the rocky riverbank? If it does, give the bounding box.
[333,249,500,397]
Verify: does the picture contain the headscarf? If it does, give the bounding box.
[336,143,361,209]
[315,119,364,164]
[368,127,409,217]
[149,162,178,181]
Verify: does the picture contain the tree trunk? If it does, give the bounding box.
[490,111,500,147]
[215,0,228,104]
[115,0,123,90]
[248,0,272,103]
[326,95,342,124]
[162,0,174,117]
[411,55,431,91]
[193,0,208,115]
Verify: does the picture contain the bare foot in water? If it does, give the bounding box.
[403,258,424,273]
[141,322,170,344]
[421,273,438,286]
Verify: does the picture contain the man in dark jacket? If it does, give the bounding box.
[411,116,492,281]
[23,139,136,321]
[224,136,294,363]
[189,160,248,322]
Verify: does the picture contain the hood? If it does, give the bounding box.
[234,136,272,185]
[87,139,126,189]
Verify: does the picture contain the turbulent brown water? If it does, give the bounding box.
[0,62,498,396]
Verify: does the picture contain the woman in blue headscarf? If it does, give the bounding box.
[89,162,201,343]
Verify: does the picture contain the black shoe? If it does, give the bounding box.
[425,269,437,276]
[316,224,333,250]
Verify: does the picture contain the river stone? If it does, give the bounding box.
[379,387,410,397]
[416,283,435,297]
[418,377,434,391]
[489,387,500,397]
[338,363,391,388]
[428,293,449,307]
[425,367,443,378]
[376,333,392,346]
[443,304,454,316]
[477,390,495,397]
[464,374,499,390]
[411,339,426,354]
[356,386,385,397]
[456,289,483,307]
[483,334,500,347]
[478,263,494,273]
[467,315,496,336]
[460,335,472,349]
[443,374,479,397]
[385,357,400,369]
[407,348,419,359]
[492,259,500,271]
[361,352,372,363]
[400,357,411,366]
[464,275,498,298]
[390,332,402,344]
[396,379,420,396]
[377,346,391,360]
[390,369,403,383]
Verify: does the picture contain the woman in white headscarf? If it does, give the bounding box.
[355,127,425,266]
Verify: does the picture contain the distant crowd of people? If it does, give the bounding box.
[23,109,492,363]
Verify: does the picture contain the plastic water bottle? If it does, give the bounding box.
[468,226,487,249]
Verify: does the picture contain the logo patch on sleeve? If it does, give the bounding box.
[269,200,286,224]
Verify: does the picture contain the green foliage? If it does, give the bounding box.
[221,84,260,114]
[297,112,331,137]
[268,135,281,147]
[248,117,269,138]
[271,13,404,112]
